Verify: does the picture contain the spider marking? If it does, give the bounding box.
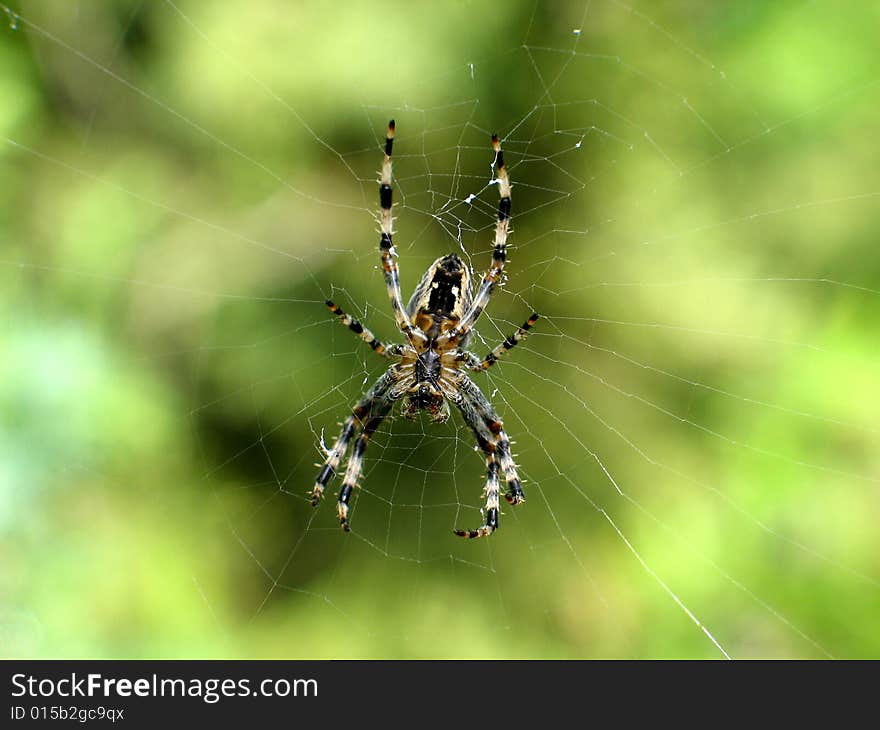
[311,121,539,539]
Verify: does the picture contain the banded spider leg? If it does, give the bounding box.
[449,374,525,538]
[310,369,403,530]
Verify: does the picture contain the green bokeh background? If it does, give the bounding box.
[2,1,878,658]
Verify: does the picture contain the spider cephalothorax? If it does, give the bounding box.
[311,121,539,538]
[403,348,448,423]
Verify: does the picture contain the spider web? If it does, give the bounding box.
[3,0,880,659]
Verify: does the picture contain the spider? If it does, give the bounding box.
[310,121,538,539]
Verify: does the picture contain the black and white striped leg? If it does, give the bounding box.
[459,374,525,505]
[454,453,500,539]
[452,375,525,538]
[377,120,427,346]
[310,370,397,507]
[441,133,512,346]
[475,313,539,370]
[325,300,404,358]
[493,426,525,505]
[336,410,389,531]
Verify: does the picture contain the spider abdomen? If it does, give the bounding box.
[407,253,473,339]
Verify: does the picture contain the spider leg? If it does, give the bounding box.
[325,300,405,358]
[440,133,511,346]
[450,374,525,539]
[454,453,500,539]
[336,407,391,531]
[493,425,525,505]
[457,314,540,371]
[310,369,399,506]
[378,120,427,346]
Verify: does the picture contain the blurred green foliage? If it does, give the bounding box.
[1,0,879,658]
